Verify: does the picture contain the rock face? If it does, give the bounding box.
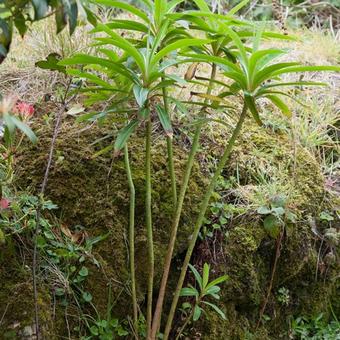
[1,117,338,338]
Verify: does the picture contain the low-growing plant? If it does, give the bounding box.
[176,263,228,339]
[291,313,340,340]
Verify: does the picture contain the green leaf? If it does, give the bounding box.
[14,13,27,37]
[263,215,281,239]
[202,263,209,289]
[202,301,226,320]
[36,53,66,73]
[133,85,149,107]
[82,291,93,302]
[271,65,340,78]
[84,6,98,26]
[257,206,272,215]
[95,0,150,24]
[151,38,212,68]
[155,0,167,27]
[205,275,228,291]
[266,95,292,118]
[32,0,48,20]
[55,5,67,33]
[93,24,146,74]
[180,287,199,297]
[205,285,221,296]
[244,94,262,126]
[79,266,89,277]
[188,264,202,291]
[228,0,250,15]
[114,120,139,153]
[193,305,202,321]
[10,116,37,143]
[155,104,173,137]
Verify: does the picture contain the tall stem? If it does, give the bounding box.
[124,144,138,335]
[150,64,217,339]
[163,103,248,339]
[146,117,154,338]
[162,86,177,207]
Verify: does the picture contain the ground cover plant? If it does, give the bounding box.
[0,0,339,339]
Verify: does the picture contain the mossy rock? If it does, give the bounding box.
[13,118,206,321]
[0,241,55,339]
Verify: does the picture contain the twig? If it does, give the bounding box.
[256,228,285,329]
[32,79,75,339]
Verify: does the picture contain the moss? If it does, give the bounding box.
[0,244,55,338]
[13,118,206,319]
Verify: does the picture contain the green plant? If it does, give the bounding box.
[60,2,209,335]
[176,263,228,339]
[277,287,290,306]
[0,0,97,62]
[291,313,340,340]
[162,26,339,339]
[54,1,340,338]
[257,194,296,239]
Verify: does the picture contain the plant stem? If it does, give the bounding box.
[162,85,177,207]
[256,228,284,329]
[150,64,217,339]
[163,103,248,339]
[124,144,138,335]
[146,117,154,339]
[174,306,195,340]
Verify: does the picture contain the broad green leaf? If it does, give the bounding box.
[203,301,226,320]
[79,266,89,277]
[36,53,66,73]
[114,120,139,153]
[133,85,149,107]
[193,305,202,321]
[14,13,27,37]
[180,287,199,297]
[188,264,202,291]
[82,291,93,302]
[263,215,281,239]
[155,104,173,137]
[257,206,272,215]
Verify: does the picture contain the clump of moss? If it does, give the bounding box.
[0,242,55,338]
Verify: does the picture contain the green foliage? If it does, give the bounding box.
[0,0,96,61]
[291,314,340,340]
[257,194,296,238]
[180,263,228,322]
